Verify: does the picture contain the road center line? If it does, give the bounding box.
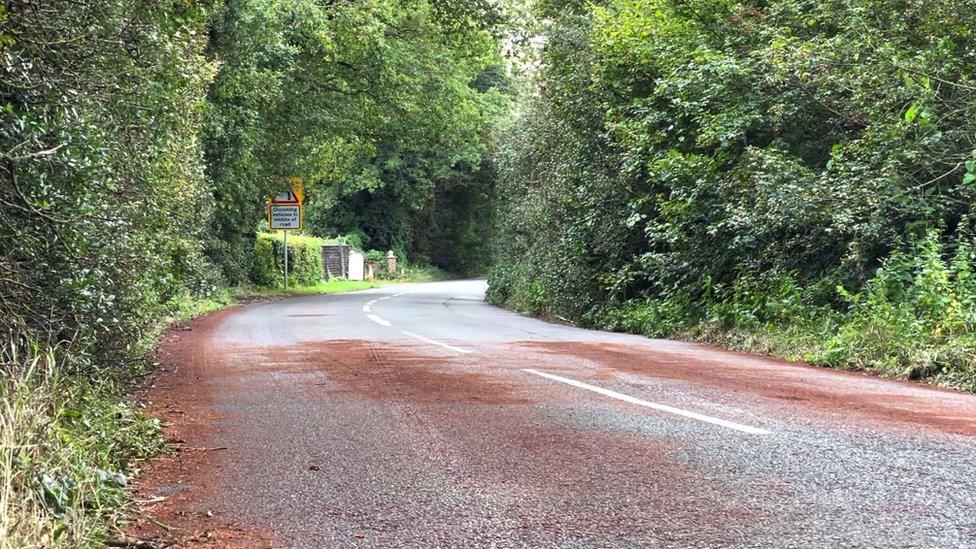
[362,293,404,326]
[366,313,391,327]
[523,369,771,435]
[401,331,472,354]
[362,292,471,353]
[365,293,404,308]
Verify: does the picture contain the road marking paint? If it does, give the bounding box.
[401,331,472,354]
[362,293,404,327]
[363,292,471,353]
[365,293,404,307]
[367,314,391,327]
[523,369,771,435]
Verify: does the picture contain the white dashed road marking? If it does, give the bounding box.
[363,292,770,433]
[363,292,471,353]
[400,330,472,354]
[363,293,403,326]
[523,369,772,435]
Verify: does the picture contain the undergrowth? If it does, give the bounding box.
[0,340,163,547]
[0,287,239,547]
[589,231,976,392]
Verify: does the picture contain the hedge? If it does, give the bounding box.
[251,233,325,288]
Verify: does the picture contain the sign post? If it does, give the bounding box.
[267,178,304,290]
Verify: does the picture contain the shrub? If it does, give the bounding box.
[491,0,976,389]
[364,249,387,264]
[0,3,216,542]
[250,233,325,288]
[816,231,976,388]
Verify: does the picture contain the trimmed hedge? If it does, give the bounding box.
[251,233,325,288]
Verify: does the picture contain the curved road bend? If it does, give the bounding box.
[134,279,976,548]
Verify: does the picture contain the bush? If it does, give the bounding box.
[338,231,367,251]
[399,263,449,283]
[364,249,387,264]
[250,233,325,288]
[816,231,976,388]
[1,0,218,367]
[0,3,217,542]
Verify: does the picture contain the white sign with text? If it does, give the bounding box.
[269,204,302,230]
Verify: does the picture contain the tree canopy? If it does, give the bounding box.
[205,0,506,280]
[1,0,507,363]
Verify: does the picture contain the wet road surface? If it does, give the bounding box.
[131,280,976,547]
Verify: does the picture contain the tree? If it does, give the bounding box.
[205,0,507,278]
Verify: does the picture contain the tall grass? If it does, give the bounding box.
[0,339,162,547]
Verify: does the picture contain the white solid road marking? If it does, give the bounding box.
[362,293,404,326]
[366,313,391,327]
[401,330,472,354]
[523,369,772,435]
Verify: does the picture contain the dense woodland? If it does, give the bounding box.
[1,0,975,544]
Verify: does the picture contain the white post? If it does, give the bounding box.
[283,230,289,290]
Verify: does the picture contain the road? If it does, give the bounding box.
[131,279,976,548]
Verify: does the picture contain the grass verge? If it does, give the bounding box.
[0,289,241,547]
[0,341,163,547]
[234,278,395,297]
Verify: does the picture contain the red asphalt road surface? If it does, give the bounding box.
[129,280,976,548]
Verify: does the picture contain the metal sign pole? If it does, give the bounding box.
[284,230,289,290]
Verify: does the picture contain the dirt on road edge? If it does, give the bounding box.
[124,305,273,548]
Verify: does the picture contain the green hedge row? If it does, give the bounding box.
[251,233,324,288]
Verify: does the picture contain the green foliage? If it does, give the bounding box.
[234,278,392,297]
[364,250,388,264]
[1,0,219,365]
[1,0,508,540]
[399,263,451,283]
[251,233,324,289]
[362,249,449,281]
[1,339,163,546]
[335,232,368,251]
[818,231,976,388]
[1,3,218,536]
[208,0,507,278]
[491,0,976,388]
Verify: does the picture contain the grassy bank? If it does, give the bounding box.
[594,233,976,392]
[235,279,395,297]
[490,232,976,393]
[493,291,976,394]
[0,340,163,547]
